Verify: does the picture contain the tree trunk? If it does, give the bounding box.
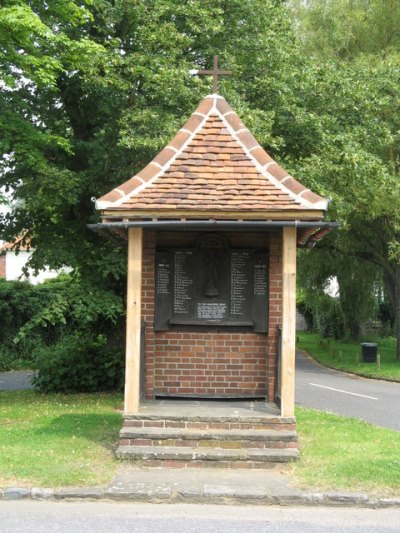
[348,317,361,340]
[395,266,400,362]
[385,267,400,362]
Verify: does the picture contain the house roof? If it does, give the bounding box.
[0,237,31,252]
[96,94,328,220]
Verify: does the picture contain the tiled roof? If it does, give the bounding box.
[96,95,327,217]
[0,237,31,252]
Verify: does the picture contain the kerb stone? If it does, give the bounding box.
[4,488,30,500]
[31,488,54,500]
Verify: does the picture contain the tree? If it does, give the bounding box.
[288,0,400,358]
[3,0,399,363]
[290,0,400,60]
[298,242,381,340]
[0,0,306,357]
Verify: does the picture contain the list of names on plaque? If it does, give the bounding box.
[254,263,267,295]
[156,260,170,295]
[230,251,250,316]
[173,250,194,314]
[197,302,227,320]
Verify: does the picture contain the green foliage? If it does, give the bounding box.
[0,278,49,370]
[288,0,400,358]
[14,274,124,345]
[289,0,400,60]
[298,246,382,340]
[1,0,400,364]
[298,290,345,340]
[378,302,396,335]
[32,332,124,393]
[0,275,125,391]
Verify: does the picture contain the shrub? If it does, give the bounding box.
[313,295,345,339]
[297,289,345,339]
[0,279,49,370]
[0,275,125,393]
[32,332,124,393]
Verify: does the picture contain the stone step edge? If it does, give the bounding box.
[116,445,300,462]
[120,427,298,442]
[2,486,400,508]
[124,414,295,424]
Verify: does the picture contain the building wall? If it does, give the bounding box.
[0,250,69,284]
[0,253,5,278]
[141,229,282,401]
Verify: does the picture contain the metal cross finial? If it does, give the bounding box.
[195,56,232,94]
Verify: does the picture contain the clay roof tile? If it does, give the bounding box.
[96,95,328,215]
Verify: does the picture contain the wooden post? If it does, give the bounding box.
[124,227,143,414]
[280,227,297,417]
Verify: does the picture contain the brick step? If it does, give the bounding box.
[116,445,300,468]
[119,427,298,449]
[124,416,296,432]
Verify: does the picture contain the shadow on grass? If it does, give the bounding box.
[32,413,123,452]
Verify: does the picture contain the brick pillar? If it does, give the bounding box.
[266,231,282,402]
[142,230,156,399]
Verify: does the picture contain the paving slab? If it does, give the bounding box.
[1,463,399,507]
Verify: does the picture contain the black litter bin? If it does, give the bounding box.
[360,342,377,363]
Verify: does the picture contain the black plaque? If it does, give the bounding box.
[230,251,251,318]
[193,235,230,323]
[252,253,268,332]
[172,250,195,317]
[155,252,172,330]
[155,235,268,331]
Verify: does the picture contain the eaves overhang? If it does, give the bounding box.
[88,219,339,248]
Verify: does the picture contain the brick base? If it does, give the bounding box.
[154,331,267,397]
[116,412,299,468]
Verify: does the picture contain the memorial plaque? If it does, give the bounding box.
[155,235,268,331]
[155,251,172,330]
[252,253,268,332]
[197,302,227,320]
[173,250,195,316]
[230,251,251,318]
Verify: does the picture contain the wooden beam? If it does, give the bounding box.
[280,226,297,417]
[124,227,143,414]
[101,209,326,221]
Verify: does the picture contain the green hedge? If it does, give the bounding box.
[32,332,124,393]
[0,276,125,392]
[0,279,51,370]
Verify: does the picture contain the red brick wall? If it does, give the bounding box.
[141,230,282,400]
[0,253,6,278]
[266,232,282,402]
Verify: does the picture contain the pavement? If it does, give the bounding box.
[1,463,400,508]
[0,370,34,391]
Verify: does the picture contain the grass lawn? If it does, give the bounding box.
[297,332,400,381]
[0,390,123,487]
[293,407,400,496]
[1,390,400,494]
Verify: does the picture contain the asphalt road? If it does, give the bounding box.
[0,502,399,533]
[0,370,34,391]
[296,351,400,431]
